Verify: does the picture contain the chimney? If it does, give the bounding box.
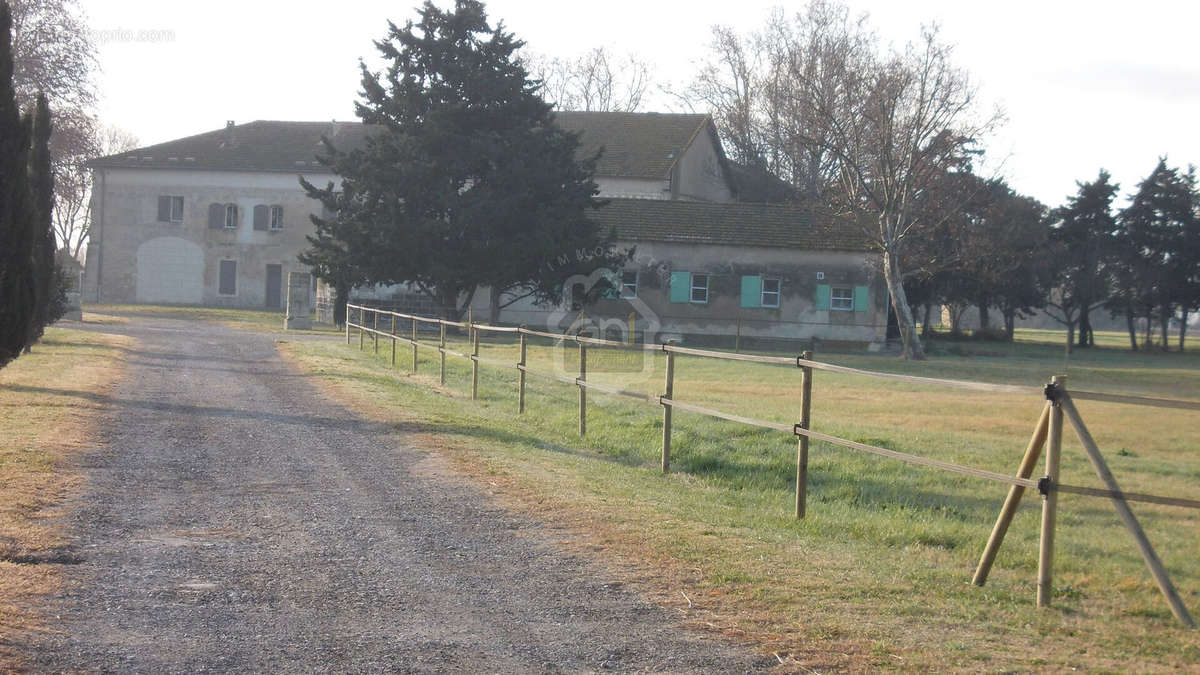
[226,120,235,130]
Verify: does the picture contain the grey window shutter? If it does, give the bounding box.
[208,203,223,229]
[253,205,268,231]
[157,196,170,222]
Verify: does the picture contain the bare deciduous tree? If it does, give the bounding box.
[54,125,138,258]
[528,46,651,112]
[686,1,1000,359]
[10,0,101,258]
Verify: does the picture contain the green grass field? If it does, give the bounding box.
[278,322,1199,670]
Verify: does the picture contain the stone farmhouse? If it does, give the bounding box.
[84,112,886,347]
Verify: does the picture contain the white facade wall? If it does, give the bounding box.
[86,167,336,307]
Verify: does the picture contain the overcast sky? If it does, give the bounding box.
[87,0,1200,209]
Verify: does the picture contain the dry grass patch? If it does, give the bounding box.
[0,328,132,669]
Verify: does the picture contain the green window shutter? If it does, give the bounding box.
[669,271,691,303]
[853,285,869,312]
[740,275,761,308]
[157,196,171,222]
[815,284,831,311]
[601,270,620,299]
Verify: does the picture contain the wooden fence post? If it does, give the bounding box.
[471,327,480,399]
[1038,375,1066,608]
[373,310,379,354]
[735,318,742,353]
[411,317,418,374]
[1062,396,1196,628]
[358,308,364,350]
[439,322,447,385]
[578,343,587,437]
[390,315,397,367]
[518,327,527,413]
[661,341,675,473]
[345,306,350,344]
[795,350,813,519]
[972,401,1052,586]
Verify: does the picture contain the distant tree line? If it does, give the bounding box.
[0,0,67,369]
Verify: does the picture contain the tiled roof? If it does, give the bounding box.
[90,120,372,172]
[553,111,712,179]
[91,112,716,179]
[594,198,869,252]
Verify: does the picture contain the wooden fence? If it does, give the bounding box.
[345,304,1200,627]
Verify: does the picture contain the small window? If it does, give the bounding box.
[761,278,781,308]
[224,203,239,229]
[831,286,854,311]
[690,274,709,304]
[218,260,237,296]
[269,205,284,231]
[620,270,638,299]
[157,195,183,223]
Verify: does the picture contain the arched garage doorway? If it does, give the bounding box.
[136,236,204,304]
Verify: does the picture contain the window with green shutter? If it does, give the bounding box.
[669,271,691,303]
[815,284,831,310]
[740,275,761,308]
[853,285,869,312]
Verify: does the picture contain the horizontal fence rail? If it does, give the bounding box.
[344,303,1199,625]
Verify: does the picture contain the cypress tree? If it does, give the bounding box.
[0,0,34,367]
[26,92,53,350]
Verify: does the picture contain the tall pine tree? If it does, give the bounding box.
[1112,159,1199,350]
[1046,171,1117,351]
[303,0,626,322]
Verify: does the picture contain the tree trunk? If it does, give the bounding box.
[882,251,925,360]
[1144,310,1153,349]
[1077,306,1092,348]
[949,304,964,336]
[333,282,349,328]
[1065,321,1075,360]
[1180,310,1189,352]
[921,303,933,339]
[1160,305,1171,352]
[488,286,502,325]
[1003,309,1015,342]
[977,303,990,331]
[1125,309,1137,351]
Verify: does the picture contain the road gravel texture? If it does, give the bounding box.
[27,316,768,673]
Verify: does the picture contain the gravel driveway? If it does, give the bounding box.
[27,315,767,673]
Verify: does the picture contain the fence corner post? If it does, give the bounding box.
[796,349,813,519]
[661,340,675,473]
[1038,374,1067,608]
[518,326,527,413]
